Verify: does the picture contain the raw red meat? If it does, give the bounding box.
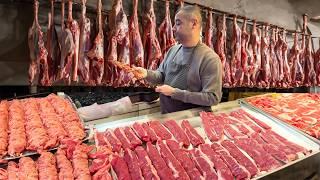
[124,148,144,180]
[221,140,258,177]
[259,25,271,88]
[204,10,213,49]
[123,127,142,148]
[19,157,38,180]
[132,122,150,142]
[66,0,80,83]
[58,1,74,85]
[159,0,176,56]
[142,122,160,142]
[166,140,202,180]
[71,143,92,180]
[28,0,49,86]
[269,28,280,88]
[290,33,304,87]
[156,141,189,179]
[198,144,233,180]
[129,0,144,68]
[143,0,162,70]
[104,130,122,152]
[7,161,19,180]
[37,152,58,180]
[211,143,250,179]
[111,155,131,180]
[94,130,111,148]
[164,120,190,147]
[0,101,8,156]
[8,100,26,156]
[315,39,320,85]
[249,21,262,86]
[46,0,60,84]
[189,149,218,180]
[215,14,232,87]
[56,148,74,180]
[282,31,292,87]
[149,121,172,140]
[241,18,253,87]
[181,120,204,146]
[200,112,224,142]
[304,35,317,86]
[230,16,243,87]
[146,142,174,180]
[114,127,134,150]
[275,29,284,87]
[237,109,271,129]
[88,0,104,85]
[135,146,160,180]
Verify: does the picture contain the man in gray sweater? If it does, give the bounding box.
[136,5,222,114]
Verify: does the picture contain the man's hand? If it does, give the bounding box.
[155,85,176,96]
[133,67,147,79]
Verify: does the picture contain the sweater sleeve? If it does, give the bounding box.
[171,54,222,106]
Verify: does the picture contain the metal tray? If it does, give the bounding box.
[239,98,320,144]
[0,92,93,162]
[94,103,320,179]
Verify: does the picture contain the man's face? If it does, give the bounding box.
[173,11,194,43]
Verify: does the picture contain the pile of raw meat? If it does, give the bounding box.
[0,140,110,180]
[0,94,85,158]
[94,108,309,179]
[246,93,320,138]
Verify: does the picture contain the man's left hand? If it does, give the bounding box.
[155,85,176,96]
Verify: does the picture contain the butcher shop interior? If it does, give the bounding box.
[0,0,320,179]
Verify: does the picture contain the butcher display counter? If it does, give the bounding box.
[92,100,320,179]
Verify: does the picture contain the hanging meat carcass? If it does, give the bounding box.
[204,10,213,49]
[304,35,317,86]
[104,0,135,87]
[259,25,271,88]
[143,0,162,70]
[240,18,253,87]
[249,20,262,87]
[289,33,304,87]
[58,0,75,85]
[215,14,231,87]
[269,28,280,88]
[66,0,80,83]
[159,0,176,57]
[315,40,320,86]
[275,29,284,88]
[282,31,292,88]
[230,16,243,87]
[28,0,49,86]
[88,0,104,85]
[46,0,60,84]
[78,0,91,84]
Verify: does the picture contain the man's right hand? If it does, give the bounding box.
[133,67,147,79]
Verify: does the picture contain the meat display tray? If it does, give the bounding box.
[239,95,320,143]
[94,104,320,179]
[0,92,93,162]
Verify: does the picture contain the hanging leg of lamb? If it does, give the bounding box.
[204,10,213,49]
[275,29,284,88]
[230,16,243,87]
[304,35,317,86]
[78,0,91,84]
[143,0,162,70]
[315,39,320,86]
[87,0,104,85]
[289,33,304,87]
[249,21,262,87]
[282,31,291,88]
[59,0,75,85]
[159,0,176,57]
[259,25,271,88]
[269,28,279,88]
[46,0,60,84]
[241,18,252,87]
[215,14,231,87]
[28,0,49,86]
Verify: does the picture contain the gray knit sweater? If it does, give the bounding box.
[146,42,222,107]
